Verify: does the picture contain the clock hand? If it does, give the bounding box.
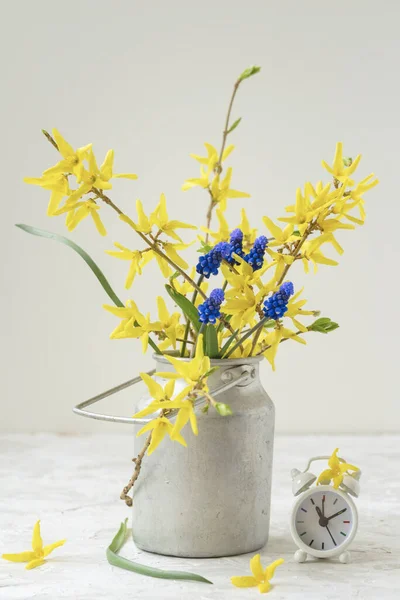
[327,508,347,521]
[326,524,337,547]
[315,505,329,527]
[322,494,325,517]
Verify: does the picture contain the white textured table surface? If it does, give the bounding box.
[0,434,398,599]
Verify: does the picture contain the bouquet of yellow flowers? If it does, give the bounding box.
[21,65,378,468]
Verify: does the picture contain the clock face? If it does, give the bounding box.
[293,488,355,554]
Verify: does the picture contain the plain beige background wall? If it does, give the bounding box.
[1,0,398,433]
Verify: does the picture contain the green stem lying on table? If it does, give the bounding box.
[106,520,213,584]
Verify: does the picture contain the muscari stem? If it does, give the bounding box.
[224,316,269,358]
[180,274,204,357]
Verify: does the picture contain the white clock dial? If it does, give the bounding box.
[294,489,355,553]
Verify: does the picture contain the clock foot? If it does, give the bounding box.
[339,551,351,564]
[294,549,308,563]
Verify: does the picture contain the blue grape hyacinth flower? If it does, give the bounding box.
[244,235,268,271]
[226,228,244,264]
[196,242,231,278]
[198,288,225,324]
[263,281,294,320]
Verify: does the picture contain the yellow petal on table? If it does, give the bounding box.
[231,576,258,588]
[43,540,66,557]
[32,521,43,553]
[2,551,36,563]
[265,558,284,580]
[250,553,264,580]
[332,474,343,488]
[258,581,272,594]
[317,468,334,485]
[26,558,46,570]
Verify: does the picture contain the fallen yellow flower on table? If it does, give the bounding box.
[2,520,66,570]
[317,448,359,488]
[231,554,284,594]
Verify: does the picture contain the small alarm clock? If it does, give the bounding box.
[289,454,361,563]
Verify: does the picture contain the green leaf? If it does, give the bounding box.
[165,284,201,332]
[204,324,219,358]
[107,520,212,584]
[324,322,339,332]
[263,319,276,329]
[16,224,124,307]
[197,241,213,254]
[215,402,233,417]
[292,229,301,237]
[202,366,220,378]
[343,156,353,167]
[220,328,240,356]
[217,314,231,334]
[311,318,332,326]
[16,224,162,354]
[169,271,181,282]
[238,65,261,82]
[309,317,339,334]
[227,117,242,134]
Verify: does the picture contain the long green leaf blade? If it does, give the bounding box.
[16,224,161,354]
[16,224,124,307]
[106,520,212,584]
[204,324,219,358]
[220,328,240,357]
[165,284,201,332]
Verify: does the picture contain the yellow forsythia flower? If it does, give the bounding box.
[103,301,162,352]
[156,334,210,389]
[136,416,187,455]
[23,173,71,216]
[43,128,91,180]
[317,448,359,488]
[182,143,234,191]
[2,520,66,570]
[150,193,196,241]
[231,554,284,594]
[321,142,361,185]
[106,243,153,289]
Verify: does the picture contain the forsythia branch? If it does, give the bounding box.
[120,432,152,506]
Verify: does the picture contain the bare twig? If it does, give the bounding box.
[120,433,152,506]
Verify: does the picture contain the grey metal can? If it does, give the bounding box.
[131,355,275,558]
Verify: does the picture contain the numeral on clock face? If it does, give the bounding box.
[295,490,353,552]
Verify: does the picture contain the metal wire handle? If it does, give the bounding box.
[73,365,256,425]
